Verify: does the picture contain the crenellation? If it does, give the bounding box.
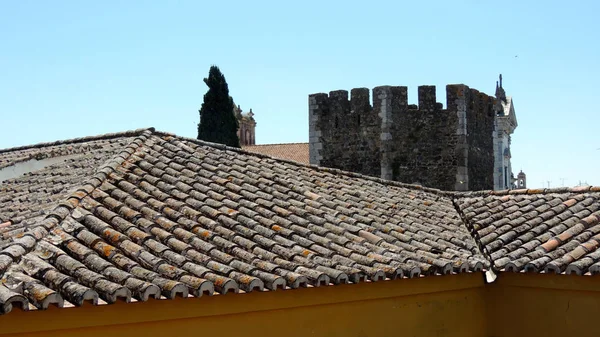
[389,86,408,113]
[350,88,370,106]
[446,84,468,109]
[328,90,350,129]
[350,88,372,128]
[418,85,437,111]
[329,90,349,101]
[349,87,380,177]
[310,88,381,176]
[309,82,501,191]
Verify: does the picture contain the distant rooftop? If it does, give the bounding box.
[242,143,309,165]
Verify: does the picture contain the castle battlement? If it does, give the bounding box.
[309,84,498,191]
[311,85,495,118]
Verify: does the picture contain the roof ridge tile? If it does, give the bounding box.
[0,128,154,154]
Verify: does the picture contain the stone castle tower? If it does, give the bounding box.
[234,103,256,146]
[309,78,518,191]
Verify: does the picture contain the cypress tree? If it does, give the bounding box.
[197,66,240,147]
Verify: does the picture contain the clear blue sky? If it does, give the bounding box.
[1,1,598,188]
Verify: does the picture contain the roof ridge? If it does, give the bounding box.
[0,128,154,154]
[242,142,309,147]
[153,130,453,196]
[7,127,597,196]
[451,198,496,273]
[0,129,154,276]
[452,186,600,198]
[158,132,600,196]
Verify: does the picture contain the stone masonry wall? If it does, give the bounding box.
[309,89,381,177]
[466,89,495,191]
[309,84,496,191]
[385,86,459,190]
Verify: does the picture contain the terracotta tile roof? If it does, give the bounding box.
[0,128,598,315]
[0,132,143,247]
[456,187,600,275]
[242,143,309,165]
[0,130,142,170]
[0,128,489,314]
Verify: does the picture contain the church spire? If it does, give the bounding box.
[495,73,507,103]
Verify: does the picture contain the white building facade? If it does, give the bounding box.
[493,75,519,190]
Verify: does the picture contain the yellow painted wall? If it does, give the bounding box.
[485,273,600,337]
[3,272,599,337]
[0,273,486,337]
